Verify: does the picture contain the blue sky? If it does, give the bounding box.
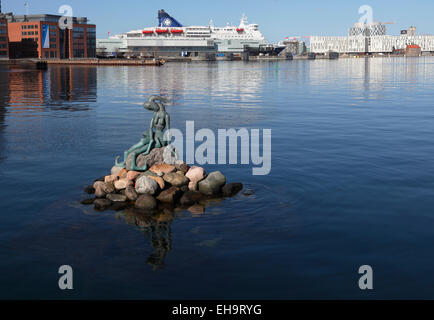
[3,0,434,42]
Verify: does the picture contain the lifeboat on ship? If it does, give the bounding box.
[170,29,183,34]
[155,29,168,33]
[142,30,154,34]
[236,28,244,32]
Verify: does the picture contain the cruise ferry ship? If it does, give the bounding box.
[97,9,269,58]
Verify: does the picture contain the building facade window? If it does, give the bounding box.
[86,26,96,58]
[73,49,85,58]
[73,27,85,43]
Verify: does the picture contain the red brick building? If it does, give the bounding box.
[0,16,8,58]
[6,14,96,59]
[406,44,422,57]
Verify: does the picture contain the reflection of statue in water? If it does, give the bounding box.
[122,208,173,270]
[144,221,172,270]
[115,95,171,171]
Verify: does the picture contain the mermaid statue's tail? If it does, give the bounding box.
[114,155,126,168]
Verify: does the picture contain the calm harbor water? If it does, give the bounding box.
[1,58,434,299]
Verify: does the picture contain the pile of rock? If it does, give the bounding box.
[81,147,243,214]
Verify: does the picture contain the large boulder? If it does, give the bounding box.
[222,183,243,197]
[126,148,160,171]
[104,182,116,194]
[198,171,226,195]
[93,181,115,198]
[163,172,189,187]
[135,194,157,210]
[126,146,179,170]
[148,176,165,190]
[126,148,162,171]
[125,185,138,201]
[185,166,206,191]
[93,181,106,198]
[135,175,159,195]
[156,186,183,204]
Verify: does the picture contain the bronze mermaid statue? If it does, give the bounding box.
[115,95,171,171]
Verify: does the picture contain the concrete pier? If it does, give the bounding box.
[4,58,165,67]
[44,59,165,66]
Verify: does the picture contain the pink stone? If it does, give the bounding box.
[188,181,198,191]
[185,166,206,191]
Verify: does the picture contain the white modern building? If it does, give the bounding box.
[311,24,434,54]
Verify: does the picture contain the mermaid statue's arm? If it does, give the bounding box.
[165,113,170,144]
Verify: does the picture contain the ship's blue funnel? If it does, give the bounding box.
[158,9,183,27]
